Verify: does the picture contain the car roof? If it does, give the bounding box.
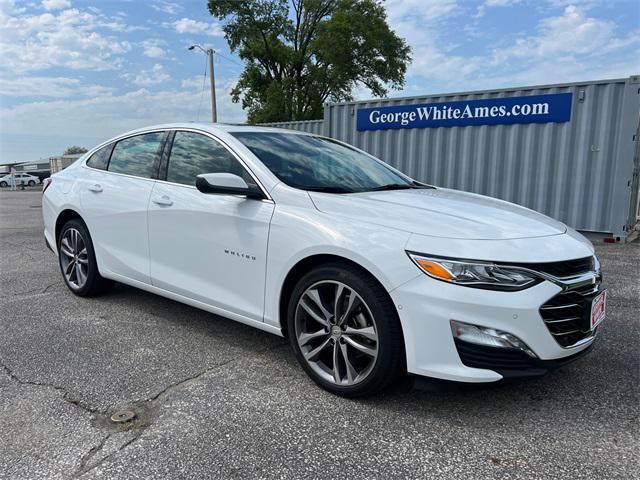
[116,122,314,138]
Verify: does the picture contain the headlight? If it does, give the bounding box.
[406,252,541,291]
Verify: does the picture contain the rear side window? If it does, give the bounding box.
[166,131,251,186]
[108,132,165,179]
[86,144,113,170]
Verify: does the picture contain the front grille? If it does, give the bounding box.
[508,256,594,278]
[539,282,600,347]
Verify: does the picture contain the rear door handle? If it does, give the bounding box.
[152,195,173,207]
[88,184,102,193]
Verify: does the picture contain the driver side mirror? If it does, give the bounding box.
[195,173,265,199]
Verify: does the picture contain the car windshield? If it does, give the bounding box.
[231,132,422,193]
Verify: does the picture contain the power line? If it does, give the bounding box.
[216,51,243,67]
[196,53,208,122]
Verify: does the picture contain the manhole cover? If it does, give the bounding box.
[111,410,136,423]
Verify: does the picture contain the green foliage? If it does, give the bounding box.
[208,0,411,123]
[63,146,88,155]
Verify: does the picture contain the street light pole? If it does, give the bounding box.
[189,44,217,123]
[207,48,217,123]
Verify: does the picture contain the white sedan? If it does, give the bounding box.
[0,172,40,187]
[42,123,604,396]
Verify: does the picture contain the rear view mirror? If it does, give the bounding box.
[195,173,265,199]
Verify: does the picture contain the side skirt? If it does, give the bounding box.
[102,270,284,337]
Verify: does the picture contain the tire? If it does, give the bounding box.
[0,181,7,188]
[28,180,35,186]
[57,219,113,296]
[287,263,404,397]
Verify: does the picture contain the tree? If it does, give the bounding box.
[64,146,88,155]
[208,0,411,123]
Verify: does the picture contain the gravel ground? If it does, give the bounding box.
[1,189,638,480]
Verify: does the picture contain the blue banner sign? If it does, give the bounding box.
[356,93,572,131]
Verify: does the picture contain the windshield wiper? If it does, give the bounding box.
[366,183,416,192]
[303,186,356,194]
[367,182,436,192]
[412,181,436,189]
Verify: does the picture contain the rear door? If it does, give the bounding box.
[80,131,167,284]
[147,130,274,322]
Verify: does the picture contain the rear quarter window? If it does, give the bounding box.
[108,132,165,179]
[86,144,113,170]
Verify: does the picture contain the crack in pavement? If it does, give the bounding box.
[4,281,60,298]
[75,342,288,478]
[73,432,140,479]
[74,433,111,477]
[148,341,288,406]
[3,342,288,479]
[0,343,287,478]
[0,360,101,415]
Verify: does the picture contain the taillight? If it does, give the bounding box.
[42,178,52,193]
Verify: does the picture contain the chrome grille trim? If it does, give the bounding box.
[540,303,580,310]
[539,275,602,348]
[530,256,603,349]
[544,317,582,324]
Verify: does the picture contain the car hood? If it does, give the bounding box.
[309,187,567,240]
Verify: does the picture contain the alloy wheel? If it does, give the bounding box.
[294,280,379,386]
[59,227,89,289]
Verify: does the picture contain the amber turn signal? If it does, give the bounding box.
[413,258,455,281]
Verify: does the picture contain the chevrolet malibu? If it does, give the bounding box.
[42,123,605,397]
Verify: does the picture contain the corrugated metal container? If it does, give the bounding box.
[259,119,324,135]
[49,155,79,174]
[16,162,50,173]
[267,77,639,239]
[323,77,640,238]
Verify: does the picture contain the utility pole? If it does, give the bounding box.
[189,44,217,123]
[208,48,217,123]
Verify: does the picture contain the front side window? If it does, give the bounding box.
[86,144,113,170]
[166,131,250,186]
[108,132,165,179]
[231,132,415,193]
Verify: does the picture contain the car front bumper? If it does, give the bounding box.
[390,273,599,383]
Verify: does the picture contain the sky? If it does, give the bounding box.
[0,0,638,163]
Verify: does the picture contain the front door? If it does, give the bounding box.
[147,130,274,322]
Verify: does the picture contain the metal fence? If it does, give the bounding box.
[264,76,640,239]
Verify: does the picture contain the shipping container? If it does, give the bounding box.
[259,119,324,135]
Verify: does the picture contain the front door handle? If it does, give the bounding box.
[88,184,102,193]
[152,195,173,207]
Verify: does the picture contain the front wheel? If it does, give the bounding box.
[28,180,36,186]
[57,219,112,296]
[0,181,7,188]
[287,263,404,397]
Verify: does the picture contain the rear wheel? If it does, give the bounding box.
[287,263,404,397]
[0,181,7,188]
[57,219,112,296]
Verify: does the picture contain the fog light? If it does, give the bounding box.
[450,320,537,358]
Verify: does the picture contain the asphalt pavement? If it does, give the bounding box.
[0,189,638,479]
